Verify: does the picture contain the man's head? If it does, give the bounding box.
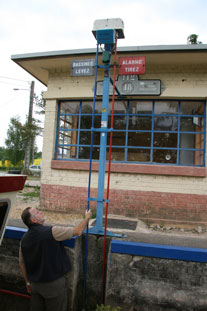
[21,207,45,227]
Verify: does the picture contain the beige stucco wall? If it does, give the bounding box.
[44,64,207,100]
[41,62,207,196]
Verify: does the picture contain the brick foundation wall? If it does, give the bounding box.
[40,184,207,224]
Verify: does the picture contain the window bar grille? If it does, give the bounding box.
[55,100,205,167]
[76,101,82,159]
[55,103,61,160]
[203,101,207,167]
[177,101,181,165]
[150,100,155,163]
[125,101,129,162]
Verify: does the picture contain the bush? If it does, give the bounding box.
[0,166,7,171]
[22,186,40,198]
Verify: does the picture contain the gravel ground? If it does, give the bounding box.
[9,186,207,236]
[9,187,84,228]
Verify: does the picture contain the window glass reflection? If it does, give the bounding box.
[59,115,78,130]
[154,133,177,148]
[129,101,152,114]
[57,146,77,159]
[128,132,151,147]
[111,101,127,114]
[153,149,177,164]
[181,117,203,131]
[107,132,125,146]
[106,148,125,161]
[180,101,204,115]
[78,147,99,160]
[154,101,178,114]
[154,116,178,131]
[79,132,100,146]
[111,116,126,129]
[58,131,72,145]
[80,115,101,129]
[128,116,151,130]
[179,150,195,165]
[60,102,79,114]
[57,100,205,166]
[127,148,150,162]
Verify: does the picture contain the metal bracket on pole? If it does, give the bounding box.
[85,226,126,238]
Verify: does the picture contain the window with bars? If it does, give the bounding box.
[55,100,206,167]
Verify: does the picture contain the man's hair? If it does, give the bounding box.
[21,207,32,227]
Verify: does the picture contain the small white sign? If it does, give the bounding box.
[101,121,107,128]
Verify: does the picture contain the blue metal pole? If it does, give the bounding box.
[95,66,111,231]
[87,32,126,237]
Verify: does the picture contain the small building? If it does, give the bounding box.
[12,44,207,225]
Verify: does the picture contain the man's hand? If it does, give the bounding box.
[85,209,92,221]
[73,209,92,236]
[26,282,31,294]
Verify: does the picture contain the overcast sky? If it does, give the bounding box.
[0,0,206,151]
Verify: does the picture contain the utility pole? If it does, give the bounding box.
[24,81,35,169]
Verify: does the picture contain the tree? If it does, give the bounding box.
[0,146,6,163]
[23,116,42,167]
[34,92,45,116]
[187,34,202,45]
[33,91,45,140]
[5,117,25,166]
[34,150,42,159]
[5,116,41,166]
[22,116,41,144]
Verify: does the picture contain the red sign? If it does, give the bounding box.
[119,56,145,75]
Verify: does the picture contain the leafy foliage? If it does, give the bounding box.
[33,91,45,139]
[34,92,45,115]
[187,34,202,44]
[5,117,25,166]
[22,186,40,198]
[0,146,6,162]
[22,116,41,143]
[4,116,41,166]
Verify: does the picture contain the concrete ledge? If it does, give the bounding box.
[51,160,206,177]
[111,240,207,262]
[4,226,77,248]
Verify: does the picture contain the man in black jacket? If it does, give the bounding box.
[19,207,91,311]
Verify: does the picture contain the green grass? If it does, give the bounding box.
[22,186,40,198]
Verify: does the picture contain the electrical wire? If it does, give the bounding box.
[0,81,29,87]
[102,37,118,304]
[0,75,30,83]
[0,93,25,109]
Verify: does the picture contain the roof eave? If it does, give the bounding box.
[11,44,207,61]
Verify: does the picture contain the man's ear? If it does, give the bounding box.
[30,217,37,224]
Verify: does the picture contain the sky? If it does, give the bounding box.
[0,0,207,151]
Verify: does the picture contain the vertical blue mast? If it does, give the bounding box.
[95,62,111,232]
[88,19,125,236]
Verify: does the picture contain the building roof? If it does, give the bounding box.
[11,44,207,86]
